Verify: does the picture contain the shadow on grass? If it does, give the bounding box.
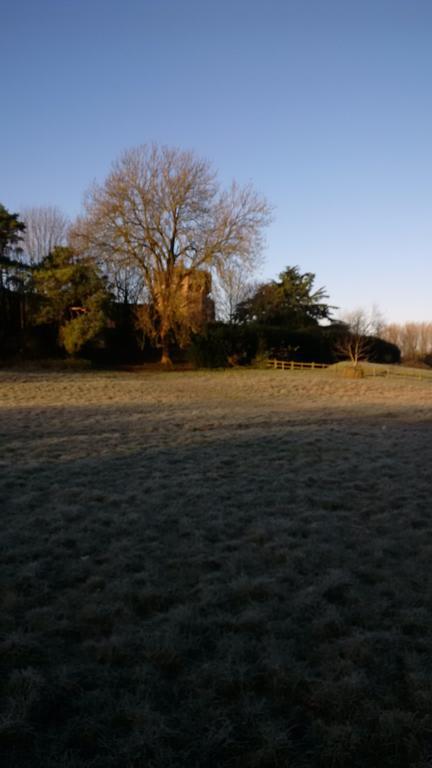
[2,403,432,767]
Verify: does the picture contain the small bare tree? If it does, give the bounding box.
[72,144,272,363]
[21,206,69,264]
[336,309,375,368]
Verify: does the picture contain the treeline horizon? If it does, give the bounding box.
[0,143,428,368]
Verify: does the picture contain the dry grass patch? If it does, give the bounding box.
[1,369,432,766]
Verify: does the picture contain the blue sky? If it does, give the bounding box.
[2,0,431,322]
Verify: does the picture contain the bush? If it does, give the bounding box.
[188,324,258,368]
[189,323,339,368]
[256,325,333,363]
[366,337,401,364]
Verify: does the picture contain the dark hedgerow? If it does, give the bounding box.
[188,322,400,368]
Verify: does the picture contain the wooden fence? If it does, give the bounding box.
[370,365,432,381]
[267,358,432,380]
[267,359,328,371]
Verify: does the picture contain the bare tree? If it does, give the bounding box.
[336,309,375,368]
[214,260,259,322]
[103,261,145,306]
[400,322,421,361]
[381,322,401,350]
[72,144,272,363]
[417,322,432,358]
[381,321,432,361]
[21,206,69,265]
[369,304,386,337]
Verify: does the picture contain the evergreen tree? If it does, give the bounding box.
[235,266,332,328]
[0,203,26,290]
[33,246,110,355]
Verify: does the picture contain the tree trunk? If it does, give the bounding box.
[160,338,172,366]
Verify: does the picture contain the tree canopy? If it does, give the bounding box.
[0,204,26,290]
[234,266,332,327]
[73,144,272,363]
[33,246,110,356]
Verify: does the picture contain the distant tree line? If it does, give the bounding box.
[381,323,432,365]
[0,143,405,367]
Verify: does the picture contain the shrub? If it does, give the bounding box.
[188,323,258,368]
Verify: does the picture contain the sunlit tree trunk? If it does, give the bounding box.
[160,337,172,366]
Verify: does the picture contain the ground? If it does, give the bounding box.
[1,368,432,767]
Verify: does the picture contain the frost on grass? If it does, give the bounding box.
[1,369,432,767]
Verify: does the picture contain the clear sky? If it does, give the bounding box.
[2,0,431,322]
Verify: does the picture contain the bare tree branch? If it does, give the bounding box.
[21,206,69,265]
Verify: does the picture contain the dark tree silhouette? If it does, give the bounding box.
[235,266,332,328]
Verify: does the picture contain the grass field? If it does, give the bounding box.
[2,368,432,767]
